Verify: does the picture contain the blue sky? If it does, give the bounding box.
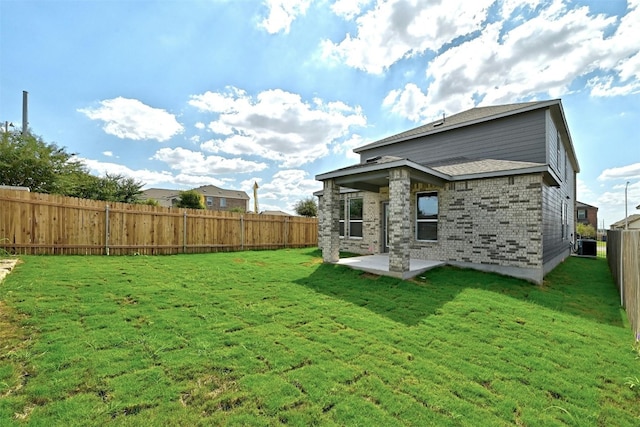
[1,0,638,225]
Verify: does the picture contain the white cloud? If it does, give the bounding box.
[331,0,372,20]
[78,157,175,185]
[321,0,494,74]
[151,147,268,175]
[240,171,320,213]
[333,133,364,162]
[259,0,312,34]
[78,97,183,142]
[102,151,114,157]
[78,157,230,189]
[189,87,366,167]
[382,1,631,121]
[576,178,598,205]
[598,162,640,181]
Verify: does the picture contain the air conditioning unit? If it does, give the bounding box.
[577,239,597,257]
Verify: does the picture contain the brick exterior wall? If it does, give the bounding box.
[411,174,543,270]
[330,173,544,273]
[204,196,247,212]
[577,206,598,230]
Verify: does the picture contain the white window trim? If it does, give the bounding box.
[416,191,438,242]
[348,198,363,239]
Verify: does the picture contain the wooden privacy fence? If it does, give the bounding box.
[0,189,318,255]
[607,230,640,339]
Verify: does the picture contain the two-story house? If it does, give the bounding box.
[141,185,249,211]
[316,99,579,284]
[576,201,598,232]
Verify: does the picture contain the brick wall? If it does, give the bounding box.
[333,173,544,271]
[410,174,543,270]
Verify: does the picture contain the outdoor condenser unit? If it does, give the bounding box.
[577,239,597,257]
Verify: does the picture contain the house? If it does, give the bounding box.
[260,210,292,216]
[576,201,598,231]
[610,214,640,230]
[315,99,579,284]
[194,185,249,211]
[141,185,249,211]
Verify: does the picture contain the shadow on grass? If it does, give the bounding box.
[296,253,624,328]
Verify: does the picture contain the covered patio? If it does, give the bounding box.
[335,254,445,280]
[317,156,449,279]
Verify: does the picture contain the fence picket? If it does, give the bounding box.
[0,189,317,256]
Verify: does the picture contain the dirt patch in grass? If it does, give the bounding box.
[0,300,31,400]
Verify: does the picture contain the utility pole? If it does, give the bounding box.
[253,181,259,214]
[625,181,630,230]
[22,90,29,135]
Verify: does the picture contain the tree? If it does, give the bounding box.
[68,173,144,203]
[294,197,318,217]
[0,130,87,194]
[176,190,205,209]
[0,130,145,203]
[576,222,596,239]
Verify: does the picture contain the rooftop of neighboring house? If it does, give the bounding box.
[260,210,292,216]
[576,201,598,210]
[610,214,640,229]
[141,185,249,202]
[194,185,249,200]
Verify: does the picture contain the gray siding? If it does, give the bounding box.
[359,110,548,165]
[542,110,575,266]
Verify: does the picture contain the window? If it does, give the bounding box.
[416,192,438,241]
[561,201,568,240]
[339,199,345,237]
[220,198,226,208]
[577,209,586,220]
[349,198,363,238]
[206,196,213,206]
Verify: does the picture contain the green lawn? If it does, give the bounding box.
[0,249,638,426]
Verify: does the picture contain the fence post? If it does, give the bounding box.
[183,211,187,254]
[285,217,289,248]
[105,204,110,256]
[621,231,624,307]
[241,215,244,250]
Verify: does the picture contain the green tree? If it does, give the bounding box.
[0,130,86,194]
[176,190,205,209]
[1,130,145,203]
[576,223,596,239]
[68,173,143,203]
[294,197,318,217]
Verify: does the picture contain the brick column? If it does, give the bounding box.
[320,179,340,263]
[388,168,411,274]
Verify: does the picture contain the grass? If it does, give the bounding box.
[0,249,638,426]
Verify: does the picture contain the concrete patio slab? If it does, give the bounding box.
[335,254,445,280]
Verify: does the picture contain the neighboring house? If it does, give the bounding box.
[610,214,640,230]
[315,99,579,284]
[576,201,598,231]
[260,210,292,216]
[141,185,249,212]
[140,188,182,207]
[195,185,249,211]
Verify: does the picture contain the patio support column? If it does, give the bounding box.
[388,167,411,275]
[320,179,340,263]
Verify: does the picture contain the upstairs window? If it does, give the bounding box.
[577,209,586,220]
[416,192,438,241]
